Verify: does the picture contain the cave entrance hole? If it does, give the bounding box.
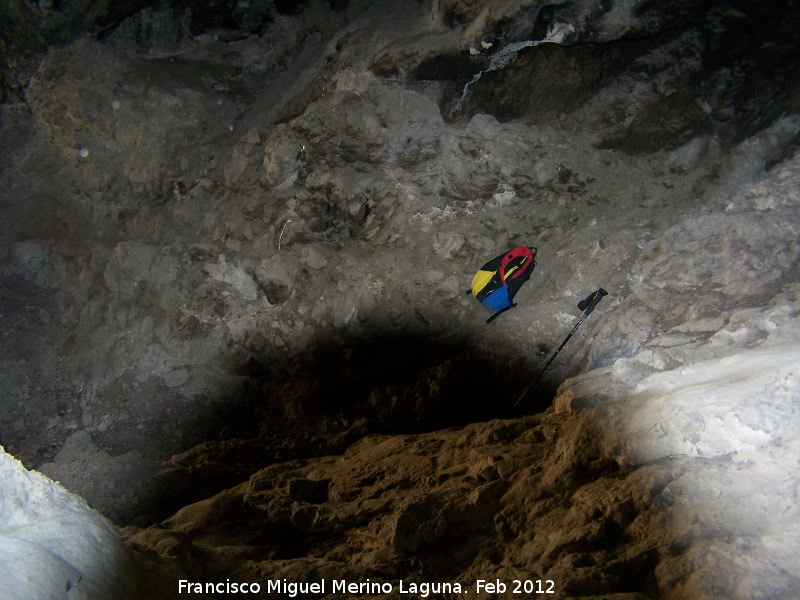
[135,333,563,524]
[235,332,561,439]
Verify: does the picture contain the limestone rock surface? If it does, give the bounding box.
[1,0,800,598]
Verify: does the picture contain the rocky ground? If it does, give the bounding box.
[1,0,800,598]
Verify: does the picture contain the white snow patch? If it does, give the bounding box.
[598,345,800,466]
[0,446,134,599]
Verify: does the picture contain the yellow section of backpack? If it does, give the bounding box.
[471,269,495,296]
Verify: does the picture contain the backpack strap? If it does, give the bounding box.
[486,303,517,324]
[499,246,536,284]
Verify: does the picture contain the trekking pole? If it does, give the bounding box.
[514,288,607,407]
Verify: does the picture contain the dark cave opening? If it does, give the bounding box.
[244,333,561,431]
[124,332,562,526]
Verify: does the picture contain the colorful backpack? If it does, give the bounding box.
[468,246,537,323]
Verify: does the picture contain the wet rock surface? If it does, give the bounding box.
[2,0,800,597]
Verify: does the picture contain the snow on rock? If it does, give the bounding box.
[0,446,135,599]
[592,345,800,466]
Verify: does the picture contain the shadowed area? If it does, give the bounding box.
[106,332,558,526]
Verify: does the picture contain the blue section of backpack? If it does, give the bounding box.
[482,287,510,311]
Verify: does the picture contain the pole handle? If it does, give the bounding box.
[577,288,607,315]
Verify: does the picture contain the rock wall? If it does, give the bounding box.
[1,0,800,597]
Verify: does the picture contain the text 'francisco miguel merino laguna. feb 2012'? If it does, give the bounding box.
[178,578,557,596]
